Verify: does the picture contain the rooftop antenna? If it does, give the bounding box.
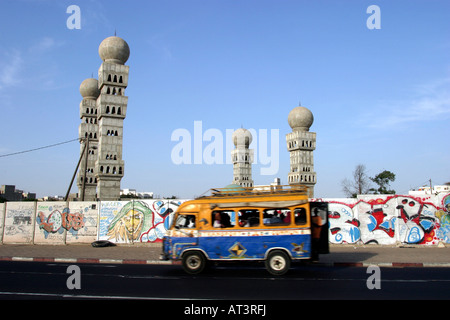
[114,29,117,36]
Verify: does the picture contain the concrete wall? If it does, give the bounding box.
[0,193,448,245]
[314,193,450,245]
[0,199,186,245]
[97,200,185,243]
[3,202,36,244]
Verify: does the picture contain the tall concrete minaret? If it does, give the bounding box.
[77,78,100,201]
[95,36,130,200]
[231,128,254,188]
[286,104,316,198]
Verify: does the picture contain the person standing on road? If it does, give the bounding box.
[311,208,322,261]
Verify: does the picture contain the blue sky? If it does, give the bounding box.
[0,0,449,199]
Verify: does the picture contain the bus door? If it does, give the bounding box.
[310,202,329,254]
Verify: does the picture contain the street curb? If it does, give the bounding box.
[2,256,450,267]
[0,256,172,265]
[318,262,450,268]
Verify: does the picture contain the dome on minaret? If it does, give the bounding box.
[288,106,314,131]
[79,78,100,99]
[98,36,130,64]
[232,128,252,148]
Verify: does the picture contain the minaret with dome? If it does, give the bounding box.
[77,78,100,201]
[231,128,254,188]
[286,104,317,198]
[95,36,130,200]
[76,36,130,201]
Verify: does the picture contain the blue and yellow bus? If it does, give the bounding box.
[161,185,329,275]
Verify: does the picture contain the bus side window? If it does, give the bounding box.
[263,208,290,226]
[294,208,307,225]
[212,210,235,228]
[238,209,260,227]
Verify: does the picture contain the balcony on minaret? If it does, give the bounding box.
[79,99,98,119]
[96,160,125,179]
[98,63,129,88]
[96,94,127,119]
[286,131,316,152]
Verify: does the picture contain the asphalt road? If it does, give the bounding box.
[1,261,450,303]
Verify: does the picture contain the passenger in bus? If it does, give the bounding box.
[248,217,259,226]
[213,211,233,228]
[283,211,291,224]
[213,211,223,228]
[263,212,282,225]
[263,212,271,224]
[238,211,252,227]
[239,219,250,227]
[221,211,232,227]
[294,208,307,225]
[186,216,195,228]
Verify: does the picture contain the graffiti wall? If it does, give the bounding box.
[0,199,187,245]
[98,199,186,243]
[0,203,4,243]
[317,193,450,245]
[34,202,67,244]
[32,201,99,244]
[0,194,449,245]
[3,202,36,244]
[66,202,98,243]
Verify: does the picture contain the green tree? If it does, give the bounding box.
[370,170,396,194]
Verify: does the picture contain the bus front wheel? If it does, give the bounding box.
[265,250,290,276]
[182,251,206,274]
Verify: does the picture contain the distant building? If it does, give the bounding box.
[253,178,282,192]
[137,192,154,199]
[120,189,154,199]
[121,188,137,197]
[42,195,65,201]
[409,185,450,196]
[0,185,36,201]
[22,192,37,200]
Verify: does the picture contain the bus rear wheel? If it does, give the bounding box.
[182,251,206,274]
[265,250,290,276]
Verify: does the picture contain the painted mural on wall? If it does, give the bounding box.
[35,202,67,244]
[66,202,98,243]
[0,195,449,245]
[436,193,450,243]
[33,201,98,244]
[3,202,36,244]
[0,203,4,243]
[98,199,186,243]
[316,193,450,245]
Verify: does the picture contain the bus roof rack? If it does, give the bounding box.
[197,184,308,199]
